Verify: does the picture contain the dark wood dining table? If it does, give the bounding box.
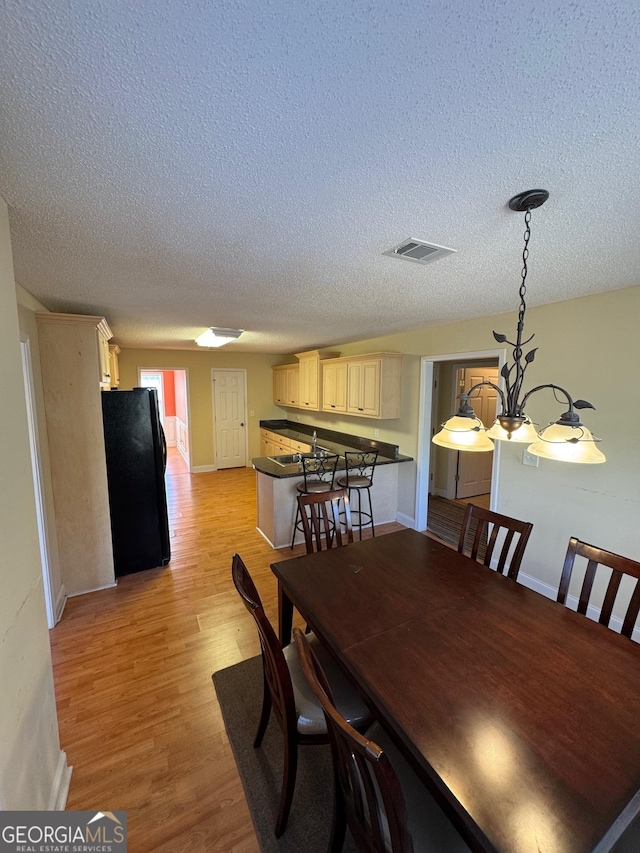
[271,528,640,853]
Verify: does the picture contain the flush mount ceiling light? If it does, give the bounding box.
[433,190,605,464]
[195,327,244,347]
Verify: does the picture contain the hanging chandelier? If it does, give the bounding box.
[432,190,605,464]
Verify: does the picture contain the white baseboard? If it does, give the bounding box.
[396,511,416,530]
[510,571,640,642]
[54,584,67,624]
[67,581,118,598]
[434,488,449,498]
[191,464,217,473]
[48,751,72,810]
[516,571,557,600]
[256,526,278,549]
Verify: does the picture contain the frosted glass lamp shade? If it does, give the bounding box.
[527,423,606,463]
[486,417,538,443]
[432,416,495,452]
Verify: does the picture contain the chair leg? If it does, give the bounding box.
[366,486,375,537]
[274,729,298,837]
[353,488,363,541]
[290,502,301,549]
[328,758,348,852]
[254,665,272,748]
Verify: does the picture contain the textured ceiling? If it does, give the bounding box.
[0,0,638,353]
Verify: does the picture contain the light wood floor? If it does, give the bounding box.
[50,448,406,852]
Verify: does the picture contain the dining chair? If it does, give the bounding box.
[298,488,353,554]
[557,538,640,639]
[293,627,471,853]
[290,453,340,548]
[457,504,533,581]
[336,450,378,540]
[231,554,372,837]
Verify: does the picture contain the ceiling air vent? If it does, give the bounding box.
[383,238,457,266]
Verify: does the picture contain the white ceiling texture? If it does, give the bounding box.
[0,1,638,352]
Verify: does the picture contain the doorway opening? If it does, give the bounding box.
[415,349,505,540]
[212,369,248,469]
[20,336,58,627]
[139,369,190,468]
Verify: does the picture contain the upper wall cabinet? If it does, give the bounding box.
[295,349,340,410]
[322,353,403,419]
[108,344,120,388]
[272,349,339,410]
[273,363,299,407]
[322,360,348,413]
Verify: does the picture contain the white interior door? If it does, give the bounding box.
[213,370,247,469]
[456,367,499,499]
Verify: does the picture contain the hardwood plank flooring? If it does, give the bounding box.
[50,448,406,851]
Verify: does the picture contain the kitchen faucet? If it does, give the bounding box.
[312,430,317,453]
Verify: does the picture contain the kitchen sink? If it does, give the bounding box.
[267,449,342,467]
[267,454,302,467]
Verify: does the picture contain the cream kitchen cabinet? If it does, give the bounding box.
[260,430,276,457]
[295,349,339,410]
[36,312,116,595]
[273,365,288,405]
[322,352,402,419]
[108,344,120,388]
[273,364,299,406]
[321,360,348,413]
[273,350,339,410]
[260,428,312,456]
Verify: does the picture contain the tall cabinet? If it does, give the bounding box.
[36,312,116,595]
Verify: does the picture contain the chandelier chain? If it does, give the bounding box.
[518,207,531,333]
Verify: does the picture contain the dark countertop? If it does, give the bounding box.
[255,419,412,479]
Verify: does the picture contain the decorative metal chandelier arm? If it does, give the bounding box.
[519,383,595,425]
[456,380,507,417]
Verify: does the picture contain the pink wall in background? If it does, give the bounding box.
[174,370,187,424]
[163,371,176,417]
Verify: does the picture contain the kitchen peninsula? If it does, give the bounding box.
[253,420,412,548]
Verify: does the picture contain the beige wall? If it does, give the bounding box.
[0,199,68,808]
[118,348,284,469]
[281,286,640,595]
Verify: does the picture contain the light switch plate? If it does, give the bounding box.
[522,449,539,467]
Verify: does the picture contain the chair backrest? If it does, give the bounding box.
[301,453,339,491]
[293,628,413,853]
[457,504,533,580]
[298,488,353,554]
[557,538,640,638]
[341,450,378,486]
[231,554,296,732]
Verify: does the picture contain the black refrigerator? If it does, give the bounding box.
[101,388,171,576]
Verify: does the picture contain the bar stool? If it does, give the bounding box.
[336,450,378,540]
[290,454,339,549]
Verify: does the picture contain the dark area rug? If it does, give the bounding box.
[427,496,486,558]
[213,655,358,853]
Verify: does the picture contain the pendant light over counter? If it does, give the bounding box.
[432,190,605,464]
